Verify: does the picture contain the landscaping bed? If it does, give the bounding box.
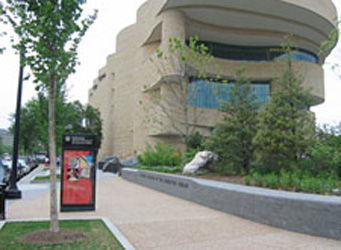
[198,172,340,196]
[0,220,123,249]
[135,166,341,196]
[32,174,61,182]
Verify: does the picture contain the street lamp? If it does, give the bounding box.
[6,52,24,199]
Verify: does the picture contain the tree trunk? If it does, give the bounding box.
[49,73,59,233]
[183,80,190,149]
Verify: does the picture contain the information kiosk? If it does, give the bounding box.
[61,134,98,212]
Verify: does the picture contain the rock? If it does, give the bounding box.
[102,157,122,174]
[121,157,138,168]
[182,151,218,175]
[98,156,117,170]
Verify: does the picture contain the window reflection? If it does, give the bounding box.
[188,80,270,109]
[187,40,318,64]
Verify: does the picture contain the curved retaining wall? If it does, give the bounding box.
[122,168,341,240]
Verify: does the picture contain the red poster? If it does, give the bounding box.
[62,150,93,205]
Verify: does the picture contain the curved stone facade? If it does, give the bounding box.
[89,0,337,159]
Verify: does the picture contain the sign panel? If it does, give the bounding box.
[62,150,93,205]
[61,134,98,212]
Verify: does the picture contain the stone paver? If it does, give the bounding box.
[5,167,341,249]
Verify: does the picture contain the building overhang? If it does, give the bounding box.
[159,0,338,58]
[143,74,185,92]
[143,22,163,46]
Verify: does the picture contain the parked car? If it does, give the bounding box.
[18,156,30,175]
[1,157,11,183]
[35,152,47,163]
[27,155,39,170]
[19,155,38,172]
[1,155,11,170]
[0,158,8,184]
[1,156,29,180]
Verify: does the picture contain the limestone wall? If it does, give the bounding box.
[89,0,336,159]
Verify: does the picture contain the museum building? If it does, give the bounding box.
[88,0,338,159]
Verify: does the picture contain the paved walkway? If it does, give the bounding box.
[5,166,341,249]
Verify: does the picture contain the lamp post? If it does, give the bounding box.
[6,52,24,199]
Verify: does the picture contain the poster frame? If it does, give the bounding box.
[60,134,98,212]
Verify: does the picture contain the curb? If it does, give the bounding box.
[102,218,134,250]
[0,217,134,249]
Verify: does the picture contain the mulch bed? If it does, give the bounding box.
[19,228,88,244]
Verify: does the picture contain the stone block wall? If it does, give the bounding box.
[122,168,341,240]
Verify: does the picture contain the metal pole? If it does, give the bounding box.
[6,52,24,199]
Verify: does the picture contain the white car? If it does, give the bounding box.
[2,157,12,171]
[18,159,30,175]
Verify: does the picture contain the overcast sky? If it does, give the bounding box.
[0,0,340,130]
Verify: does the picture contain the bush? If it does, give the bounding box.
[291,172,302,192]
[263,173,279,189]
[186,132,205,152]
[250,170,340,195]
[300,142,340,177]
[182,150,198,166]
[300,174,315,193]
[243,175,251,186]
[253,172,265,187]
[137,144,181,167]
[279,169,291,190]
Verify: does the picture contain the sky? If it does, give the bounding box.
[0,0,340,130]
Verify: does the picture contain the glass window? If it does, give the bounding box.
[278,51,318,64]
[188,80,270,109]
[189,40,318,64]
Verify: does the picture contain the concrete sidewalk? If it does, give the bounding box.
[5,167,341,249]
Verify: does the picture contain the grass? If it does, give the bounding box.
[0,220,124,250]
[34,174,61,181]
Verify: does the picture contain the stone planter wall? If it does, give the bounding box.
[122,168,341,240]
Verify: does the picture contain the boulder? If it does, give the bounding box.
[98,156,117,170]
[102,157,122,174]
[121,157,138,168]
[182,151,218,175]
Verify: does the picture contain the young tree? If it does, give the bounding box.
[4,0,96,233]
[319,19,340,79]
[0,2,5,54]
[253,43,314,173]
[147,37,215,148]
[320,21,339,58]
[206,69,260,175]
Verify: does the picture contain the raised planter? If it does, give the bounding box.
[122,168,341,240]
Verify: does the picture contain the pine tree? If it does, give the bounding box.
[253,44,314,173]
[206,69,259,175]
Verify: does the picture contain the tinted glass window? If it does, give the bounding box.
[188,80,270,109]
[189,40,318,64]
